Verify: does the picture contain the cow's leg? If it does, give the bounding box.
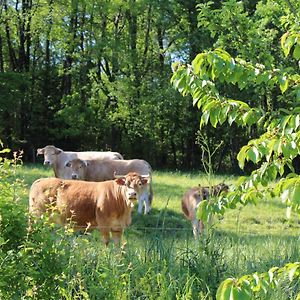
[138,191,150,214]
[137,195,144,214]
[143,192,151,215]
[144,199,150,214]
[111,229,123,246]
[99,228,110,246]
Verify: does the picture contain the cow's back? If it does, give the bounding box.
[85,159,151,181]
[29,178,63,217]
[76,151,123,160]
[56,151,122,179]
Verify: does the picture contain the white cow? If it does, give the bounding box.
[37,145,123,179]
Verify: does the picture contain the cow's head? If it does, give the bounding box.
[65,159,89,180]
[115,172,149,202]
[200,183,229,200]
[213,183,229,196]
[36,145,62,166]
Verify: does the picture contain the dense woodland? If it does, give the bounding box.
[0,0,298,172]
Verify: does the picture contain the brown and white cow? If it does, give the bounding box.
[182,183,229,238]
[64,158,153,215]
[36,145,123,179]
[29,172,149,246]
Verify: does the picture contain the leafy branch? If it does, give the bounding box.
[216,262,300,300]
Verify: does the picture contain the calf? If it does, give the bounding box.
[182,183,229,238]
[36,145,123,179]
[29,172,149,246]
[64,158,153,214]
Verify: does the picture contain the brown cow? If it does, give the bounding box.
[29,172,149,246]
[64,158,153,214]
[182,183,229,238]
[36,145,123,179]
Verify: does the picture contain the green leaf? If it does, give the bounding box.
[210,107,219,128]
[196,200,208,222]
[192,53,205,74]
[288,265,299,282]
[278,75,289,94]
[237,145,250,169]
[281,32,290,57]
[228,110,238,125]
[216,278,235,300]
[293,44,300,60]
[247,146,260,163]
[0,148,11,154]
[290,184,300,205]
[242,110,258,127]
[218,104,229,125]
[200,110,210,128]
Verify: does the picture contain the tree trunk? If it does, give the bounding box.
[62,0,78,95]
[4,0,17,71]
[0,34,4,72]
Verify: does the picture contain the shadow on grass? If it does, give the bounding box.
[153,182,187,200]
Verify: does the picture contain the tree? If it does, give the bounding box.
[171,0,300,298]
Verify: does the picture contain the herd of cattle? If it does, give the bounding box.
[29,145,229,245]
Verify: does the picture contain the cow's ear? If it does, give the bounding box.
[115,178,126,186]
[84,160,89,167]
[55,147,63,155]
[36,148,44,155]
[141,178,149,185]
[65,161,71,167]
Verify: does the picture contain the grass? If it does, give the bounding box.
[18,163,300,245]
[4,163,300,299]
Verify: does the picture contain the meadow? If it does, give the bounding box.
[0,163,299,299]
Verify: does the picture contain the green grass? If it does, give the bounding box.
[4,163,300,299]
[18,163,300,245]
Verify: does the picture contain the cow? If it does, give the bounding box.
[182,183,229,238]
[36,145,123,179]
[29,172,150,246]
[64,158,153,215]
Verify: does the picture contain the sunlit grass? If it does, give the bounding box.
[10,164,300,299]
[19,164,300,237]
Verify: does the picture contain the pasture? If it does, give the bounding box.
[0,163,299,299]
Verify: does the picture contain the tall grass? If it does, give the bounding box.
[0,164,299,299]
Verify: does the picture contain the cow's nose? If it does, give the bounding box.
[128,191,137,199]
[44,161,50,165]
[72,174,78,179]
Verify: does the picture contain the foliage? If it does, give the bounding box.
[216,262,300,300]
[0,145,27,251]
[3,0,297,171]
[171,13,300,218]
[0,0,207,169]
[171,1,300,298]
